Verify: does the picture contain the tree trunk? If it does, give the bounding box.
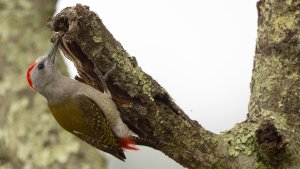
[0,1,105,169]
[47,1,299,169]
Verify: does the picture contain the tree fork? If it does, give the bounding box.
[47,1,300,168]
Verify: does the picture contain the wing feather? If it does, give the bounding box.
[48,94,125,160]
[72,94,126,160]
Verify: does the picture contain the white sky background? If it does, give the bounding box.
[56,1,258,169]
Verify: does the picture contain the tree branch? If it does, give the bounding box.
[47,2,300,168]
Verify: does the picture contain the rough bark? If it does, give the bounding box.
[47,1,299,169]
[0,1,105,169]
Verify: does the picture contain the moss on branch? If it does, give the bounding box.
[46,1,300,168]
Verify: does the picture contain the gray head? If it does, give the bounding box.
[26,37,61,92]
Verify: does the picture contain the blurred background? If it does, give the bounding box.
[0,0,257,168]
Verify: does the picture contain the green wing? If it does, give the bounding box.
[49,94,125,160]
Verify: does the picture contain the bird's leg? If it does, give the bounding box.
[94,63,116,97]
[103,63,116,82]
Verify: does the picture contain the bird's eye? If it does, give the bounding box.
[37,63,44,70]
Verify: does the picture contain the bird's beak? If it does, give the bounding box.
[48,36,61,64]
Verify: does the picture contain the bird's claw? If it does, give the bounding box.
[94,63,116,97]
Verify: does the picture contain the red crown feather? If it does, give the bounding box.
[26,61,37,89]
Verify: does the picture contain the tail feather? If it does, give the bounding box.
[120,137,139,151]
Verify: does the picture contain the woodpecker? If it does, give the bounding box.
[26,35,138,161]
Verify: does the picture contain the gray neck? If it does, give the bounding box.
[37,73,74,104]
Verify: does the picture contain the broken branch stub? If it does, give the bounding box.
[47,4,214,169]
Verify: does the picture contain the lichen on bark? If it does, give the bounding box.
[45,1,300,168]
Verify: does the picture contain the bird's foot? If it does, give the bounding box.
[94,63,116,97]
